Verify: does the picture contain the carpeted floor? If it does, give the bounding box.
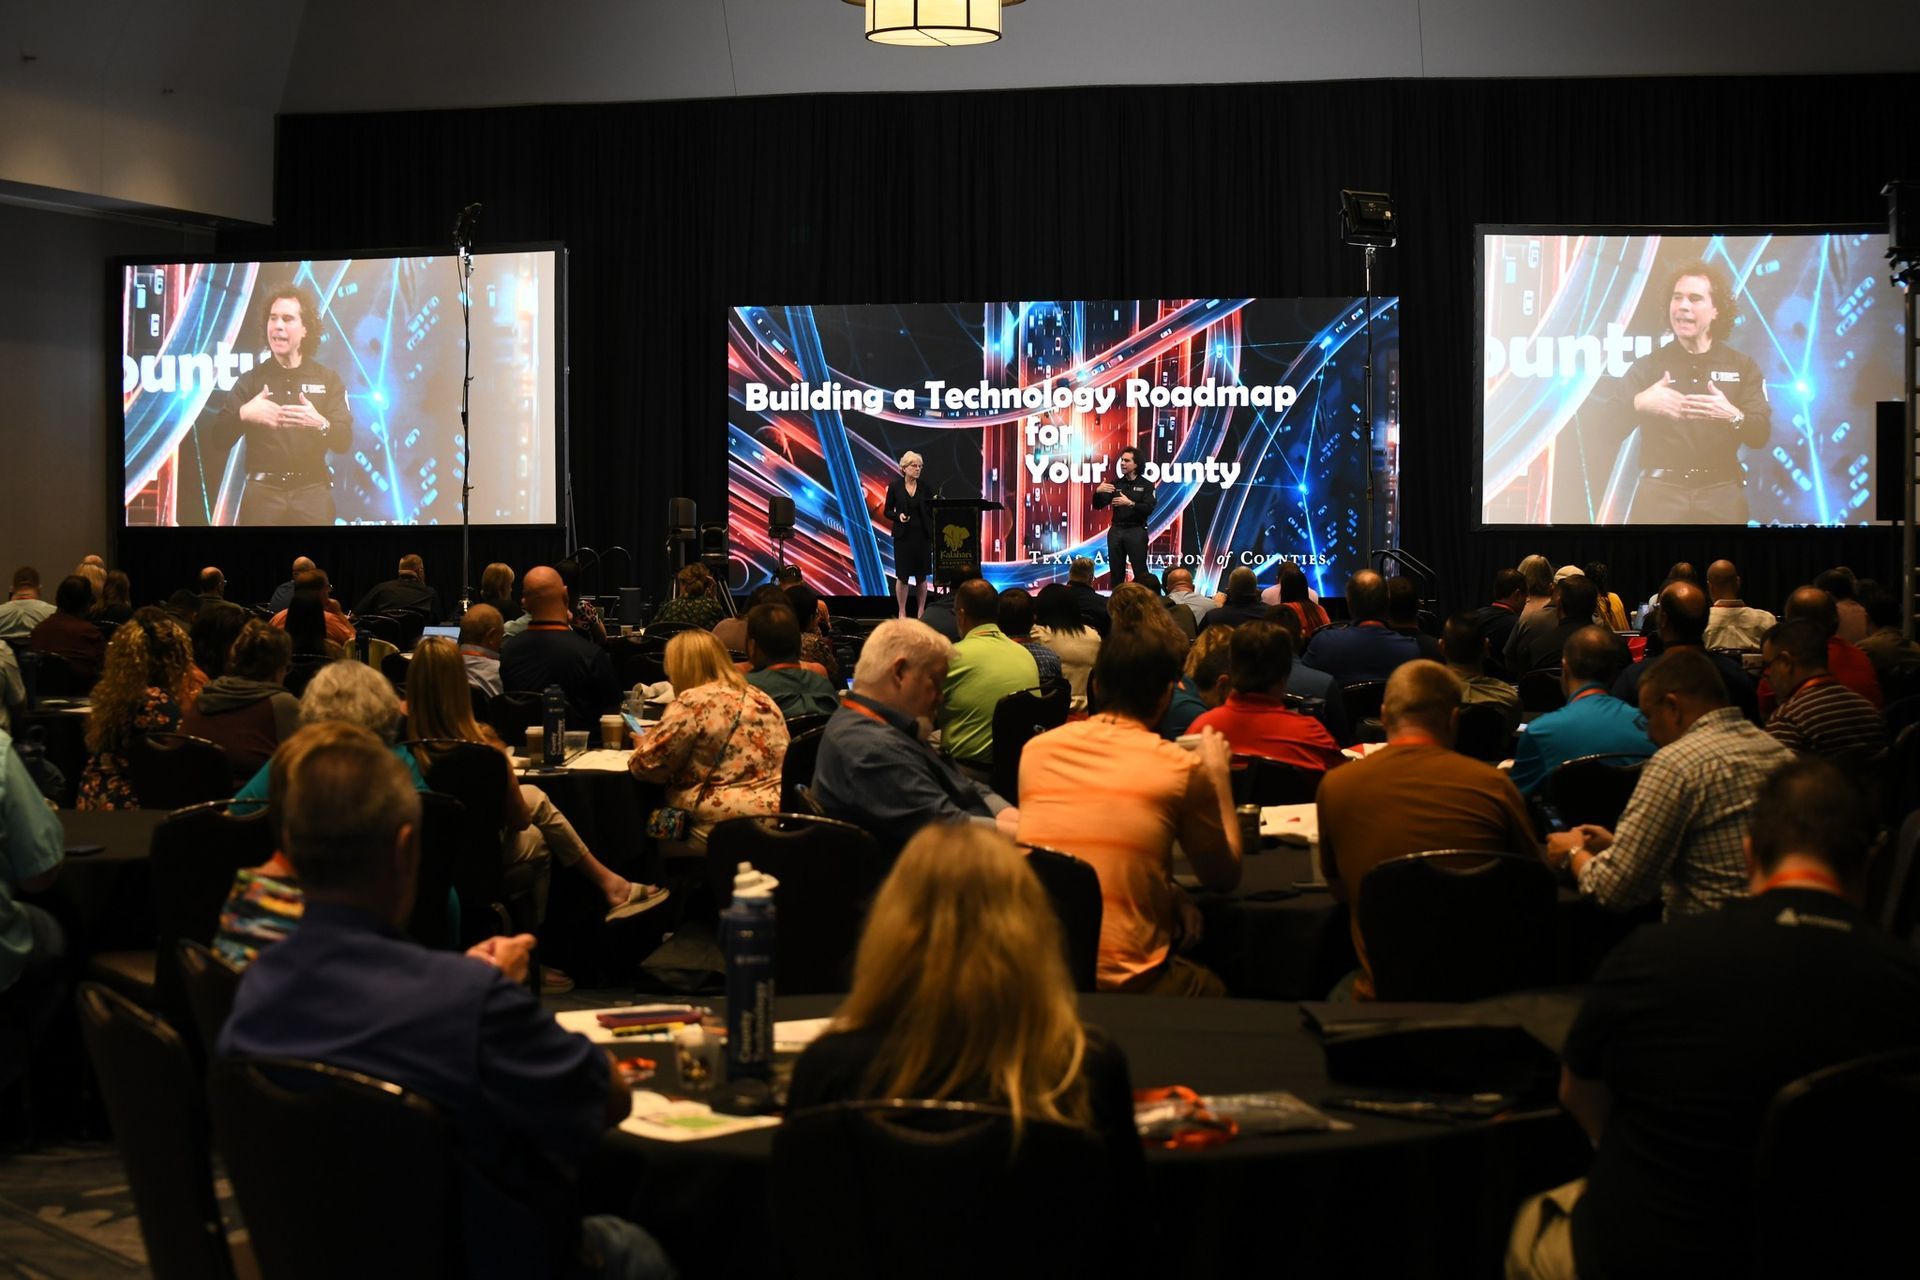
[0,1143,154,1278]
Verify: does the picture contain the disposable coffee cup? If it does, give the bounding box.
[524,725,544,758]
[600,715,625,748]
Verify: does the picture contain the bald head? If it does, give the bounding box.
[1658,580,1709,646]
[1165,568,1195,592]
[1346,570,1388,623]
[292,556,316,576]
[1784,586,1839,637]
[1705,560,1741,601]
[522,566,568,620]
[1562,625,1623,686]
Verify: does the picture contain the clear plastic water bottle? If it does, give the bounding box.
[541,684,566,767]
[721,862,778,1081]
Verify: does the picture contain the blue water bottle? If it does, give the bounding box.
[721,863,778,1081]
[541,684,566,767]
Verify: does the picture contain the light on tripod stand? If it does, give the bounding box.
[1340,190,1396,249]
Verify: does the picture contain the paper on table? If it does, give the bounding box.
[1260,804,1319,844]
[773,1017,834,1052]
[557,748,636,774]
[556,1006,705,1045]
[620,1091,781,1143]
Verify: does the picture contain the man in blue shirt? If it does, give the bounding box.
[1613,579,1758,723]
[217,725,672,1279]
[810,619,1017,858]
[501,566,621,728]
[1511,626,1654,795]
[1299,570,1421,687]
[0,730,66,1092]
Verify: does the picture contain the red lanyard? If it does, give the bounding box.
[842,698,890,726]
[1786,675,1837,701]
[1756,868,1845,896]
[1568,686,1608,704]
[1387,732,1441,748]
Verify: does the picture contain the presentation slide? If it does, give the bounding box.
[120,250,561,527]
[727,298,1400,597]
[1481,229,1898,527]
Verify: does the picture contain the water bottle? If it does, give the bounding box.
[721,862,779,1081]
[541,684,566,767]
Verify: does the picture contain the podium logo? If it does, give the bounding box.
[943,525,970,552]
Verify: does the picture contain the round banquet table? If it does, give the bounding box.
[576,991,1588,1279]
[27,809,170,959]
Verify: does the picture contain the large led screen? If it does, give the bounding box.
[728,298,1400,597]
[120,250,562,527]
[1480,229,1896,526]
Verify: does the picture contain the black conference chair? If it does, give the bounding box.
[1753,1048,1920,1280]
[483,689,546,751]
[126,732,232,811]
[208,1059,486,1280]
[1340,680,1387,728]
[1023,846,1102,993]
[1229,753,1324,805]
[707,814,887,995]
[353,613,401,645]
[175,939,243,1060]
[76,983,240,1280]
[780,726,828,812]
[149,800,276,1036]
[783,711,832,739]
[1356,851,1559,1001]
[1453,700,1514,764]
[284,652,330,698]
[407,739,527,946]
[32,650,93,697]
[1517,668,1566,714]
[381,649,412,695]
[408,791,464,949]
[989,682,1070,803]
[1878,662,1920,709]
[1542,753,1647,831]
[773,1100,1119,1280]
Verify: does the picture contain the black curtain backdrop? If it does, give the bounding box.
[121,73,1916,617]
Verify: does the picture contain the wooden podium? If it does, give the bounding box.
[929,497,1003,585]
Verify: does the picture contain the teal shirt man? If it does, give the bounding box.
[939,621,1039,768]
[1510,684,1655,795]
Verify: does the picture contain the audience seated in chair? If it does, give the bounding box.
[1510,626,1653,796]
[1300,570,1421,687]
[1855,579,1920,680]
[1548,649,1793,919]
[77,609,198,810]
[1156,625,1231,740]
[500,566,621,729]
[1016,627,1241,995]
[1613,579,1759,723]
[28,574,106,684]
[811,620,1014,860]
[650,561,725,632]
[1315,660,1538,1000]
[1471,569,1526,672]
[0,565,56,642]
[1504,569,1598,675]
[183,620,300,785]
[1510,758,1920,1280]
[1440,609,1521,737]
[265,555,315,616]
[744,602,839,720]
[215,725,675,1279]
[626,630,786,855]
[353,552,445,622]
[458,604,506,698]
[996,586,1063,688]
[1188,620,1346,774]
[1030,583,1100,711]
[271,568,356,651]
[1760,618,1886,767]
[0,728,67,1092]
[1197,565,1271,633]
[1702,558,1775,651]
[1755,585,1884,718]
[786,822,1142,1167]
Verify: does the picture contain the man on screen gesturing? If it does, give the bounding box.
[1620,260,1771,524]
[201,282,355,525]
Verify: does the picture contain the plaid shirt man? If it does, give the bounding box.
[1577,706,1793,917]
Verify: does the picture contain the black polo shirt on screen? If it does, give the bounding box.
[1562,889,1920,1280]
[498,622,619,729]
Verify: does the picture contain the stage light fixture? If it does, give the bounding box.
[846,0,1021,47]
[1340,190,1397,249]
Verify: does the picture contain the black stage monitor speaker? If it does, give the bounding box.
[667,498,697,537]
[769,495,796,537]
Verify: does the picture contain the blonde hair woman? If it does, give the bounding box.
[77,608,197,810]
[627,630,787,851]
[882,450,934,619]
[786,824,1142,1161]
[406,638,664,927]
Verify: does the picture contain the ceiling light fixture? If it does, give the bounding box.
[845,0,1023,48]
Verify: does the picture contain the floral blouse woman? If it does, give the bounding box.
[627,629,788,850]
[77,608,198,810]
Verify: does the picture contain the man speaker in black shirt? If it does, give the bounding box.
[204,282,354,525]
[1620,259,1771,524]
[1092,445,1156,585]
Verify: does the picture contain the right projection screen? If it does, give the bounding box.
[1479,229,1900,527]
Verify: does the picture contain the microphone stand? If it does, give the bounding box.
[453,203,480,612]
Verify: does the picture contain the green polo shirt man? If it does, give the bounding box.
[939,578,1040,771]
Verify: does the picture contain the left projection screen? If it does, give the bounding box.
[119,251,561,527]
